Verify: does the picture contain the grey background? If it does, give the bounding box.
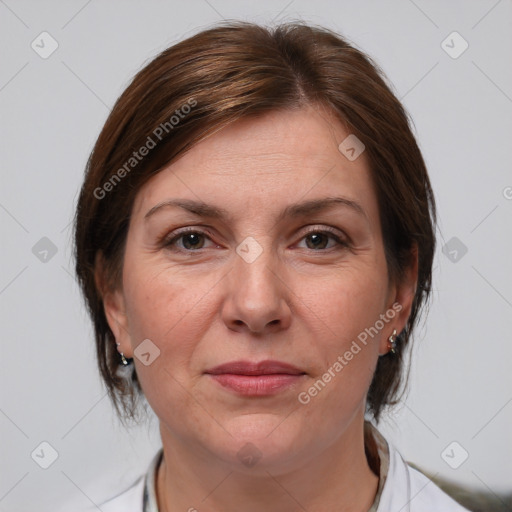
[1,1,511,511]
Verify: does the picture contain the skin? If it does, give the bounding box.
[102,105,417,512]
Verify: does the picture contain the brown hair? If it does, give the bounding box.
[74,21,436,422]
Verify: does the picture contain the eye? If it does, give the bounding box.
[162,226,349,253]
[163,229,216,251]
[297,228,349,251]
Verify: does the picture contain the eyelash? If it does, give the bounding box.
[161,226,349,253]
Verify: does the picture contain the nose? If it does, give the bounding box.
[221,248,292,335]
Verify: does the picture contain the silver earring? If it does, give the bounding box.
[116,342,130,366]
[388,329,397,354]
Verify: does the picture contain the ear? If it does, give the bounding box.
[379,244,419,355]
[103,289,133,358]
[95,253,133,358]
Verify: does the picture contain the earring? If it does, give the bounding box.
[388,329,397,354]
[116,342,130,366]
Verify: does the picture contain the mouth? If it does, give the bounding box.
[204,360,306,396]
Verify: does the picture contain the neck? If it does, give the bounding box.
[156,416,379,512]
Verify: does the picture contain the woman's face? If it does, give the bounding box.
[104,106,415,473]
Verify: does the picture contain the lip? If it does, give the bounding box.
[205,360,306,396]
[205,360,305,376]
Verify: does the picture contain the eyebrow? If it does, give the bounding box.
[144,197,368,223]
[144,199,231,221]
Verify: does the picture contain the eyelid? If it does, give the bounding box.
[300,224,346,238]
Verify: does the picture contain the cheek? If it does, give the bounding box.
[122,265,216,416]
[122,257,223,388]
[309,264,389,344]
[122,247,213,336]
[299,265,388,403]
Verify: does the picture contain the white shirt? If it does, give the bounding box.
[86,426,470,512]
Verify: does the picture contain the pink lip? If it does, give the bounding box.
[205,360,306,396]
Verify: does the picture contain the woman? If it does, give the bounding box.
[74,21,470,512]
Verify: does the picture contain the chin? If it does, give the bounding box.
[209,413,309,472]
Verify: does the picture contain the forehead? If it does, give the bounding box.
[132,106,377,221]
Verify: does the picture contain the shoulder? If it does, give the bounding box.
[70,476,145,512]
[405,465,470,511]
[61,449,162,512]
[379,438,471,512]
[97,476,145,512]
